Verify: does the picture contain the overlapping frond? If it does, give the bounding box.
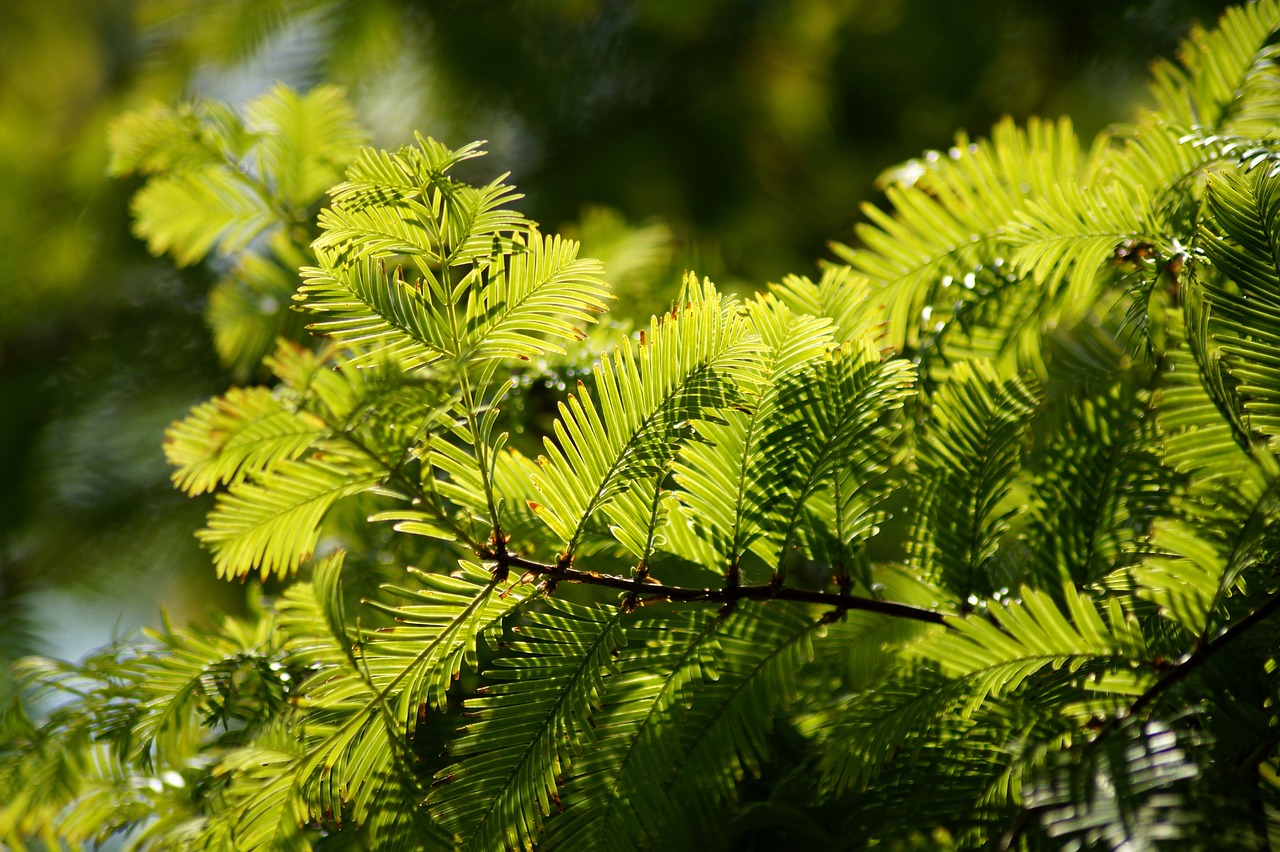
[207,735,311,851]
[197,448,380,579]
[1153,315,1250,482]
[1131,303,1280,636]
[164,385,325,496]
[1109,0,1280,233]
[0,606,295,850]
[108,99,244,177]
[430,600,625,851]
[913,262,1049,383]
[537,611,720,851]
[757,337,916,581]
[767,265,883,343]
[357,560,535,723]
[908,361,1041,599]
[23,6,1280,848]
[836,117,1101,351]
[643,603,818,846]
[131,164,280,266]
[302,137,609,373]
[464,230,609,361]
[834,734,1024,846]
[815,668,963,799]
[530,276,766,556]
[115,84,366,268]
[244,84,368,208]
[1004,178,1150,307]
[24,746,168,849]
[1021,381,1165,588]
[109,84,367,377]
[207,557,396,847]
[211,555,532,848]
[172,339,462,578]
[542,603,817,849]
[812,563,942,689]
[299,257,455,370]
[818,587,1153,821]
[317,137,520,265]
[1146,0,1280,137]
[1137,457,1280,636]
[126,617,288,770]
[1198,166,1280,444]
[918,587,1151,718]
[672,294,836,573]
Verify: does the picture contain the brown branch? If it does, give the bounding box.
[493,552,950,625]
[1124,587,1280,720]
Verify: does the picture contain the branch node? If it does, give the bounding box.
[819,602,849,624]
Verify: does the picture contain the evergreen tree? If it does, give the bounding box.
[7,2,1280,848]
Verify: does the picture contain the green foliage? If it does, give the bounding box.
[110,83,367,380]
[14,3,1280,849]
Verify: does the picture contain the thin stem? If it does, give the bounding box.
[330,424,483,550]
[496,552,949,625]
[458,369,504,540]
[438,251,504,542]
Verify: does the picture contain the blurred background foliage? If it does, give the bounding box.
[0,0,1230,673]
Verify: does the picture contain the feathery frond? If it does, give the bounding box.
[430,599,625,851]
[165,385,326,496]
[22,9,1280,847]
[672,294,836,574]
[530,275,766,556]
[537,611,720,851]
[1021,381,1166,589]
[757,337,916,583]
[198,448,380,579]
[918,587,1151,718]
[908,361,1040,600]
[1198,166,1280,444]
[836,117,1102,351]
